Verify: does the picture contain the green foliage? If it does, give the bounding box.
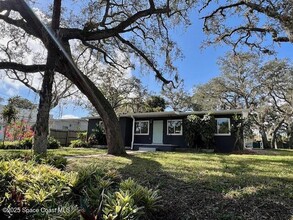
[183,115,202,148]
[1,104,18,124]
[0,159,77,219]
[0,138,33,149]
[69,139,90,148]
[119,178,162,218]
[0,153,67,170]
[88,123,107,145]
[77,132,87,142]
[200,115,217,148]
[20,137,33,149]
[0,136,61,150]
[73,165,161,220]
[0,151,161,220]
[47,136,61,149]
[103,190,143,219]
[8,95,36,109]
[33,154,68,170]
[71,132,90,148]
[145,95,166,112]
[183,114,216,149]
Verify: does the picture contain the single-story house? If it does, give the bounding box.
[49,118,88,131]
[87,109,248,153]
[48,118,88,146]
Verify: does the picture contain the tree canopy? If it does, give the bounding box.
[8,96,36,110]
[0,0,197,155]
[200,0,293,53]
[192,52,293,149]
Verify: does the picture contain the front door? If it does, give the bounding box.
[153,120,163,144]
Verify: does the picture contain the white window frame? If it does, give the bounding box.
[215,118,231,136]
[135,120,149,135]
[167,119,183,136]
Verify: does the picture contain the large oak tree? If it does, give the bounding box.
[0,0,196,155]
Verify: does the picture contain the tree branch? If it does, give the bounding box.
[60,5,170,41]
[0,62,47,72]
[116,34,175,87]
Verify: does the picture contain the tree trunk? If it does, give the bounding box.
[270,134,277,149]
[60,63,125,155]
[16,0,125,155]
[270,119,284,149]
[33,69,54,154]
[33,0,61,155]
[260,128,270,149]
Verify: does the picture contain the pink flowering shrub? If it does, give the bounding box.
[4,120,34,142]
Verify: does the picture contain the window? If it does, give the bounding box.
[135,121,149,135]
[167,119,183,135]
[215,118,230,135]
[62,126,69,130]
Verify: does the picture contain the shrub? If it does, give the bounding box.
[0,153,67,170]
[119,178,162,218]
[73,165,162,220]
[1,137,60,149]
[0,159,78,220]
[69,140,90,148]
[0,159,161,220]
[89,124,107,145]
[34,154,68,170]
[19,137,33,149]
[77,132,87,142]
[47,136,61,149]
[183,114,216,149]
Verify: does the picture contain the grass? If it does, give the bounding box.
[0,147,106,156]
[1,148,292,219]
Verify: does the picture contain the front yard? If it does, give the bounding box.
[1,148,292,219]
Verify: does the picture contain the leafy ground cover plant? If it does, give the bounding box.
[0,136,61,150]
[0,157,162,220]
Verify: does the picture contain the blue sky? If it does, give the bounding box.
[0,3,292,118]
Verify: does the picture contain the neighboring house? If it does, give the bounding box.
[49,118,88,131]
[49,118,88,146]
[0,104,38,141]
[87,109,247,153]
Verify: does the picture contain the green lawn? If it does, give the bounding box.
[1,148,292,219]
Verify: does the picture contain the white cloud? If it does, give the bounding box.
[61,114,79,119]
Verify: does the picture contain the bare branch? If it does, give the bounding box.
[0,62,46,72]
[116,34,175,87]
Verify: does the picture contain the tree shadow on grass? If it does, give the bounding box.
[117,153,293,220]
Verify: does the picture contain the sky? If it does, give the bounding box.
[0,1,293,119]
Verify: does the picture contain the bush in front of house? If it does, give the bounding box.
[183,114,216,149]
[47,136,61,149]
[69,139,90,148]
[88,124,107,146]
